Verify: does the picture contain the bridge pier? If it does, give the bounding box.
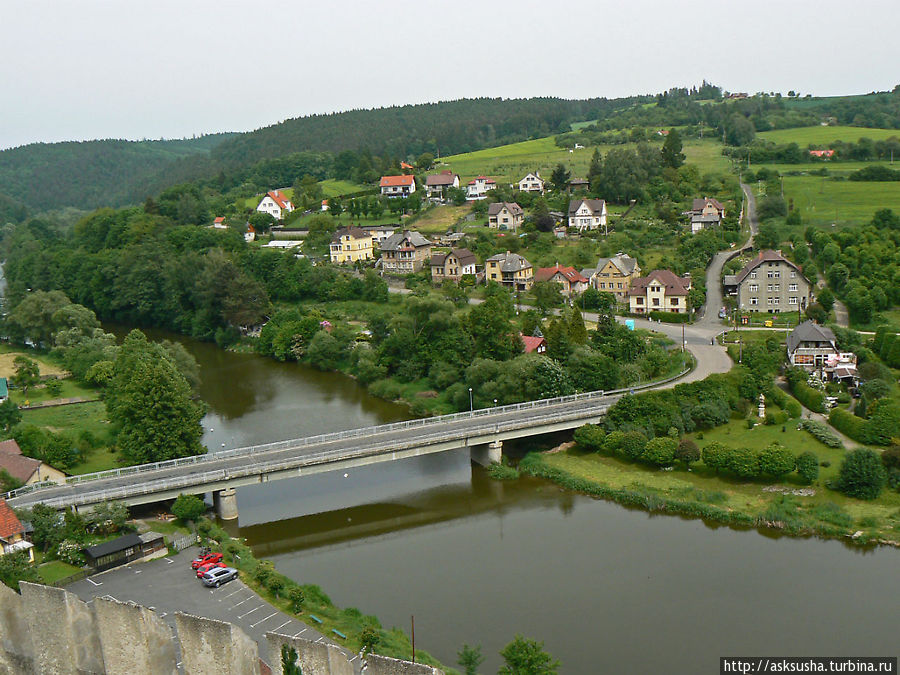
[213,487,239,520]
[470,439,502,467]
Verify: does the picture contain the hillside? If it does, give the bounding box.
[0,133,235,214]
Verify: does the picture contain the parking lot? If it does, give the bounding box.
[67,547,359,670]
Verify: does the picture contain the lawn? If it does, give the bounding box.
[409,204,472,234]
[0,347,68,379]
[682,138,732,174]
[755,160,900,177]
[37,559,82,585]
[21,401,121,475]
[10,377,98,407]
[319,179,368,198]
[780,174,900,226]
[758,125,900,146]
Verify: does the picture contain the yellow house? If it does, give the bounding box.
[485,251,533,291]
[587,253,642,301]
[330,227,374,264]
[627,269,692,314]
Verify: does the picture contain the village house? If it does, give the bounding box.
[380,230,433,274]
[487,202,524,231]
[568,178,590,193]
[686,197,725,232]
[466,176,496,200]
[211,216,227,229]
[0,439,67,487]
[0,497,33,562]
[244,223,256,243]
[256,190,294,220]
[517,172,544,193]
[809,149,835,159]
[520,334,547,354]
[424,171,460,200]
[360,225,396,247]
[430,248,478,283]
[724,249,812,314]
[568,198,608,232]
[485,251,533,291]
[787,321,859,382]
[438,231,466,246]
[535,264,589,296]
[582,253,641,300]
[329,227,374,264]
[627,269,692,314]
[380,175,416,198]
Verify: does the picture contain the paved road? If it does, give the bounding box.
[67,548,360,672]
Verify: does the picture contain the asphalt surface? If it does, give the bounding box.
[67,547,360,671]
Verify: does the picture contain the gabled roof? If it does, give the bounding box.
[381,230,432,251]
[596,253,638,276]
[425,171,458,186]
[568,199,606,215]
[518,172,543,182]
[266,190,292,209]
[431,248,477,268]
[809,149,834,158]
[331,227,371,243]
[521,335,547,353]
[535,264,588,284]
[487,202,524,217]
[692,197,724,212]
[0,439,43,484]
[627,270,691,296]
[0,498,24,541]
[380,175,415,188]
[213,217,225,224]
[734,249,807,285]
[468,176,496,185]
[84,533,144,559]
[400,161,414,170]
[787,321,837,354]
[486,251,531,273]
[691,213,721,224]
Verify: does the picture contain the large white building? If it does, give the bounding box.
[567,199,608,232]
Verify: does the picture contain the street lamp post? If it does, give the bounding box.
[493,399,498,408]
[468,387,473,412]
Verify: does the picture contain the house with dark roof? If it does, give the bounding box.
[487,202,524,231]
[568,178,590,193]
[83,531,166,572]
[424,171,460,200]
[726,249,811,314]
[535,264,589,295]
[485,251,533,291]
[568,199,608,232]
[431,248,478,283]
[582,253,641,300]
[256,190,294,220]
[0,439,66,487]
[0,497,33,561]
[329,227,374,264]
[379,230,433,274]
[686,197,725,232]
[627,270,692,314]
[517,172,544,193]
[380,175,416,198]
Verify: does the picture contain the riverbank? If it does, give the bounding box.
[515,448,900,547]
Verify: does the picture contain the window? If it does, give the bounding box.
[767,297,773,305]
[767,284,773,292]
[636,297,644,304]
[774,271,780,278]
[750,271,757,279]
[617,283,623,289]
[600,282,606,289]
[652,298,660,306]
[750,298,758,305]
[749,284,758,292]
[789,284,797,291]
[773,297,779,305]
[789,297,798,305]
[774,285,780,292]
[790,271,796,278]
[767,271,774,278]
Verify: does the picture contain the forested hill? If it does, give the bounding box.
[0,133,235,214]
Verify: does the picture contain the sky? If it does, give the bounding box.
[1,0,899,150]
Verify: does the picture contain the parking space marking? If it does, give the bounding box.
[250,611,278,628]
[292,628,307,638]
[273,620,291,633]
[87,578,102,586]
[237,605,262,620]
[134,570,141,574]
[231,597,251,609]
[222,587,244,599]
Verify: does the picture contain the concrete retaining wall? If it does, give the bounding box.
[175,612,259,675]
[93,596,177,675]
[0,582,34,674]
[366,654,444,675]
[265,634,353,675]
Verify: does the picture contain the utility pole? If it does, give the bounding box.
[411,615,415,663]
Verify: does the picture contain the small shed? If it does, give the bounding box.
[84,533,145,572]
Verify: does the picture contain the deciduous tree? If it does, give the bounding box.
[499,635,559,675]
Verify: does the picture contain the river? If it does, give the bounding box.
[134,329,900,674]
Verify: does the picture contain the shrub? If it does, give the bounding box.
[792,382,825,413]
[701,441,731,473]
[288,586,305,613]
[171,494,207,522]
[758,443,796,477]
[602,430,625,453]
[882,445,900,471]
[56,539,85,566]
[798,419,844,448]
[784,398,802,419]
[810,502,852,528]
[728,447,761,479]
[648,310,690,324]
[675,439,700,468]
[573,424,606,452]
[835,448,888,500]
[487,462,520,481]
[829,408,867,442]
[642,437,677,466]
[796,451,820,484]
[862,400,900,446]
[620,431,648,461]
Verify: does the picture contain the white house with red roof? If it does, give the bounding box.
[520,334,548,354]
[380,175,416,198]
[211,217,227,229]
[534,264,590,295]
[627,270,692,314]
[466,176,497,200]
[256,190,294,220]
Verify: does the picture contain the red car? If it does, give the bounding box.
[196,561,227,578]
[191,552,223,569]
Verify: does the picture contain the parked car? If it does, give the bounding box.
[196,561,227,578]
[191,552,223,569]
[201,566,238,588]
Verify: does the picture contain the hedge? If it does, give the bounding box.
[828,408,867,442]
[792,382,825,413]
[648,310,691,324]
[798,419,844,448]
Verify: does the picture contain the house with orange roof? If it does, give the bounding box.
[627,269,692,314]
[809,149,835,159]
[466,176,497,200]
[211,216,227,229]
[256,190,295,220]
[380,175,417,198]
[535,264,590,295]
[0,497,33,561]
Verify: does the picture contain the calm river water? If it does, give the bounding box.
[136,330,900,674]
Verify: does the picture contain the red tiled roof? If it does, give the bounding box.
[213,217,225,224]
[380,175,415,187]
[809,149,834,158]
[266,190,291,209]
[521,335,547,353]
[627,269,691,296]
[0,498,24,540]
[468,176,496,185]
[535,264,588,284]
[400,161,414,170]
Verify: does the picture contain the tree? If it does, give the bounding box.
[0,398,22,433]
[728,446,761,479]
[106,330,205,464]
[701,441,730,474]
[359,626,381,655]
[755,223,781,249]
[12,356,40,397]
[643,437,677,466]
[248,211,276,235]
[836,448,887,499]
[281,644,303,675]
[620,430,648,461]
[457,644,484,675]
[816,287,835,313]
[0,550,40,591]
[268,575,284,598]
[661,129,685,168]
[723,113,755,146]
[499,635,559,675]
[796,451,819,484]
[567,307,588,345]
[531,282,563,316]
[758,443,796,478]
[5,289,71,346]
[550,164,570,192]
[288,586,305,613]
[416,152,435,170]
[171,494,207,522]
[675,439,700,469]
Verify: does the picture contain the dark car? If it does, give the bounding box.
[201,566,238,588]
[191,552,223,569]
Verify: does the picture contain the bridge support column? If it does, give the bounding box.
[471,440,502,467]
[213,488,238,521]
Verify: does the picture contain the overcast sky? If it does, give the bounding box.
[1,0,898,150]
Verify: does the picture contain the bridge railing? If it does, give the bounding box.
[2,363,691,502]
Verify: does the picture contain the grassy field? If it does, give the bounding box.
[755,160,900,176]
[0,347,67,378]
[319,178,368,197]
[758,125,900,145]
[409,204,472,234]
[682,138,732,174]
[780,175,900,226]
[37,559,82,585]
[21,401,120,475]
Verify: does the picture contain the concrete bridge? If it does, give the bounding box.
[4,374,686,519]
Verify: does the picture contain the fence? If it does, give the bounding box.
[50,569,91,587]
[171,533,198,552]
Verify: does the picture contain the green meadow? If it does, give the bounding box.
[758,125,900,145]
[780,174,900,226]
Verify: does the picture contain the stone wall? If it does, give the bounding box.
[0,582,441,675]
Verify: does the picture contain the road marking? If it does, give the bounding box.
[86,578,102,586]
[292,628,307,638]
[237,605,262,619]
[165,558,174,564]
[134,570,141,574]
[222,588,244,599]
[231,598,251,609]
[250,611,278,628]
[273,620,290,633]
